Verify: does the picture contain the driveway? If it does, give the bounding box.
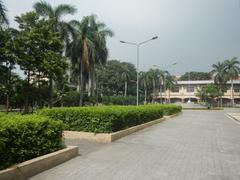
[31,109,240,180]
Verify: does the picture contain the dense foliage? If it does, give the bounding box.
[0,114,65,170]
[39,105,181,133]
[179,72,211,81]
[101,96,136,105]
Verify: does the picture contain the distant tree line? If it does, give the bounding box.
[0,1,239,111]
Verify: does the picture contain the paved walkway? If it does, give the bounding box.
[31,110,240,180]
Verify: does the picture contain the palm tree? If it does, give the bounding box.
[148,68,159,103]
[87,15,114,96]
[164,73,176,103]
[224,57,240,106]
[66,15,113,106]
[211,61,228,107]
[121,69,130,97]
[139,71,150,104]
[0,0,8,26]
[33,0,77,47]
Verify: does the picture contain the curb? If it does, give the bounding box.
[226,113,240,123]
[0,146,78,180]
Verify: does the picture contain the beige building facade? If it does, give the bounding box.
[157,80,240,105]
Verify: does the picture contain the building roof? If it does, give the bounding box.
[176,80,240,85]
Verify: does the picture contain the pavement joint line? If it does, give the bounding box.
[114,140,166,150]
[225,113,240,125]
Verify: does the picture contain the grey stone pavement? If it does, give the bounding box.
[31,109,240,180]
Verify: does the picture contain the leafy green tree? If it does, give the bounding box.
[180,72,211,81]
[95,60,137,97]
[0,27,17,112]
[205,84,223,107]
[195,88,207,103]
[0,0,8,26]
[15,12,67,112]
[224,57,240,106]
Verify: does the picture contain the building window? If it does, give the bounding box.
[172,86,179,93]
[234,88,240,93]
[186,86,194,92]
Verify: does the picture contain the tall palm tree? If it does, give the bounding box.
[224,57,240,106]
[0,0,8,26]
[164,73,176,103]
[148,68,159,103]
[211,61,228,107]
[66,15,113,106]
[33,0,77,47]
[121,67,131,97]
[87,15,113,96]
[139,71,150,104]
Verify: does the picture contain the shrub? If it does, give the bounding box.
[161,104,182,115]
[39,105,181,133]
[0,114,65,170]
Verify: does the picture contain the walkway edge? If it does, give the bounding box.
[64,113,181,143]
[226,113,240,124]
[0,146,78,180]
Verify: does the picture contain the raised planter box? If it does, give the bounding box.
[64,113,180,143]
[0,146,78,180]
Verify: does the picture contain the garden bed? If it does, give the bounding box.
[39,105,182,133]
[63,113,180,143]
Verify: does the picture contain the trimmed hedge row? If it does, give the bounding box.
[160,104,182,115]
[0,114,65,170]
[39,105,182,133]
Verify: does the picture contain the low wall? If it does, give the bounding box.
[0,146,78,180]
[64,113,180,143]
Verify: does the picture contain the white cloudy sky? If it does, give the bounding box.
[4,0,240,75]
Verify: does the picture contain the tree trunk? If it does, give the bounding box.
[124,81,127,96]
[49,75,53,108]
[6,68,10,114]
[79,59,84,106]
[152,79,156,103]
[24,71,30,114]
[144,81,147,104]
[231,79,234,107]
[6,93,9,114]
[90,64,95,97]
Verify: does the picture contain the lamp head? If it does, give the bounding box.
[120,40,126,43]
[152,36,158,40]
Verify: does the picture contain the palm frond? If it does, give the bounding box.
[33,0,54,18]
[0,0,8,25]
[55,4,77,19]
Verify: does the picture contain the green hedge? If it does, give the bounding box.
[160,104,182,115]
[39,105,181,133]
[0,114,65,170]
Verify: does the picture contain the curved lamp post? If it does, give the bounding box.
[120,36,158,105]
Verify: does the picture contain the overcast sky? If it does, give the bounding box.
[4,0,240,75]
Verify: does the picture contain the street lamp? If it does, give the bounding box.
[153,62,177,104]
[120,36,158,106]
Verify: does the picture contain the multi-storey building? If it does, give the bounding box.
[157,80,240,105]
